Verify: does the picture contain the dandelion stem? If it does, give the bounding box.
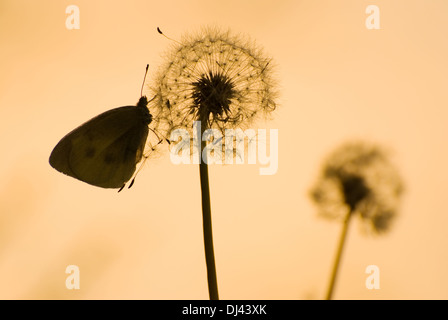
[326,210,352,300]
[197,121,219,300]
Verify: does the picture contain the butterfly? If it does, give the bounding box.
[49,66,156,191]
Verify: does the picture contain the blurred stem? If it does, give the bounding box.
[197,120,219,300]
[325,210,353,300]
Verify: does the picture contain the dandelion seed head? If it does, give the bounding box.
[310,141,404,234]
[150,26,278,138]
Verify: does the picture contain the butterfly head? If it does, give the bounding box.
[136,96,152,124]
[137,95,149,107]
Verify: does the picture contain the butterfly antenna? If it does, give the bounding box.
[141,64,149,97]
[157,27,182,45]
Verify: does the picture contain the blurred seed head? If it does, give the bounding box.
[310,141,404,233]
[149,26,278,158]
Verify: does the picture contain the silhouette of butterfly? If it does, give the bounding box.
[49,65,157,191]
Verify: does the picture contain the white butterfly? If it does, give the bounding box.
[50,66,157,191]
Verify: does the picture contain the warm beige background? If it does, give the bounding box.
[0,0,447,299]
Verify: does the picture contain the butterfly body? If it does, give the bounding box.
[49,96,151,189]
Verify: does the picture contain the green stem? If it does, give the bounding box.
[325,210,352,300]
[197,121,219,300]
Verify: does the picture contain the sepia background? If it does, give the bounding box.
[0,0,447,299]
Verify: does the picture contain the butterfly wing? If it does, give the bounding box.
[49,104,151,188]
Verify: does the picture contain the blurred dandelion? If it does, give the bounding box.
[151,27,278,299]
[310,141,404,299]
